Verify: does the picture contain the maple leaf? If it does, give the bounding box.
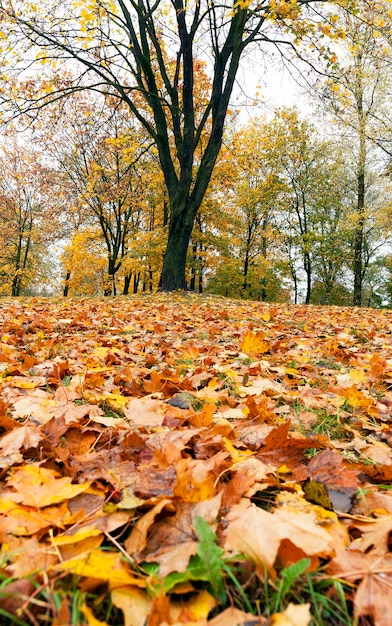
[345,516,392,555]
[123,395,167,426]
[327,550,392,626]
[223,495,339,578]
[6,464,90,507]
[240,329,270,357]
[0,423,42,468]
[126,496,222,577]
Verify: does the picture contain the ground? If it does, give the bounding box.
[0,293,391,625]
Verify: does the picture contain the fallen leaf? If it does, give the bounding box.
[327,549,392,626]
[271,603,311,626]
[6,464,91,507]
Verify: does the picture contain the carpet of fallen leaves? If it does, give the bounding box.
[0,293,392,626]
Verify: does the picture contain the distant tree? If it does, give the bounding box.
[210,118,287,301]
[36,92,161,296]
[0,138,59,295]
[316,4,392,305]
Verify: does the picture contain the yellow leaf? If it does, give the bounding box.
[349,368,367,383]
[80,8,95,21]
[224,437,255,463]
[174,458,216,502]
[7,465,90,508]
[240,329,270,357]
[8,376,46,389]
[55,549,146,588]
[52,527,103,545]
[81,603,110,626]
[340,385,375,411]
[188,590,216,619]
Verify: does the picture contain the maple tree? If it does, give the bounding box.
[0,293,391,624]
[0,0,347,291]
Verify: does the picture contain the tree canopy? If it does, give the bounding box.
[0,0,341,290]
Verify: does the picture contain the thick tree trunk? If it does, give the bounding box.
[190,242,197,291]
[159,209,195,291]
[104,256,118,296]
[12,273,21,297]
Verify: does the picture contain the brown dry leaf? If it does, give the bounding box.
[327,549,392,626]
[307,448,361,490]
[346,516,392,554]
[111,587,151,626]
[123,395,167,426]
[148,593,171,626]
[0,423,42,468]
[5,390,55,423]
[357,440,392,466]
[128,496,222,577]
[223,496,339,578]
[1,295,392,624]
[2,536,57,578]
[124,498,174,555]
[355,487,392,516]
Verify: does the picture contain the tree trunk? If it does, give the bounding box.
[159,210,195,290]
[104,256,118,296]
[190,242,197,291]
[198,263,203,293]
[352,53,366,308]
[11,273,21,297]
[123,273,131,295]
[63,270,71,297]
[353,169,365,306]
[133,273,140,294]
[304,252,312,304]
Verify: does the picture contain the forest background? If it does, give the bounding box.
[1,0,392,307]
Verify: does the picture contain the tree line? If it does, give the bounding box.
[0,0,392,305]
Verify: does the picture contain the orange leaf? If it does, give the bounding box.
[240,329,270,357]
